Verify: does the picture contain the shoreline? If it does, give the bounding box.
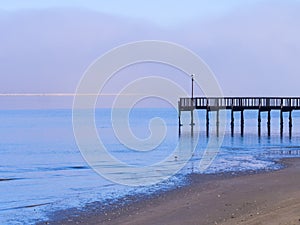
[41,158,300,225]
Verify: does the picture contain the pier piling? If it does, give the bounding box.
[280,110,283,137]
[289,110,293,138]
[206,110,209,137]
[258,110,261,137]
[216,110,220,137]
[241,110,244,136]
[267,110,271,137]
[231,110,234,136]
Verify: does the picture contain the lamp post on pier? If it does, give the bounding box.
[191,74,194,101]
[190,74,195,130]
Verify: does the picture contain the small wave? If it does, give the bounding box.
[264,149,300,156]
[36,165,90,172]
[0,203,51,211]
[67,166,89,170]
[0,178,22,182]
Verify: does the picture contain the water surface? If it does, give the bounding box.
[1,108,300,224]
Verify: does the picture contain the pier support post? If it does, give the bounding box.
[190,109,194,126]
[280,110,283,137]
[178,100,182,137]
[289,110,293,138]
[216,110,220,137]
[267,110,271,137]
[190,109,194,136]
[206,110,209,137]
[178,110,182,137]
[258,110,261,137]
[241,110,244,136]
[231,110,234,136]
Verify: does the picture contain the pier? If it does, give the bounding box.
[178,97,300,137]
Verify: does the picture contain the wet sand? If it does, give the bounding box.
[43,158,300,225]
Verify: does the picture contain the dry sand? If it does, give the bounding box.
[44,158,300,225]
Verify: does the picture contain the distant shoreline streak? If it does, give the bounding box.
[0,93,143,96]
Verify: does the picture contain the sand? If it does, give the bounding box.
[44,158,300,225]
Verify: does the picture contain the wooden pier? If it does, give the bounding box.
[178,97,300,137]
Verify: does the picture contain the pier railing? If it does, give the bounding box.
[179,97,300,111]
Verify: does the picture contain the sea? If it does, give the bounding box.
[1,106,300,224]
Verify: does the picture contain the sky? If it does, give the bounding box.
[0,0,263,26]
[0,0,300,108]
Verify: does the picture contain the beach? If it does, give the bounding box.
[43,158,300,225]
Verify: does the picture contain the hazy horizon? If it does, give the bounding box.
[1,0,300,109]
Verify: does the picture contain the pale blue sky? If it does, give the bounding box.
[0,0,263,26]
[0,0,300,108]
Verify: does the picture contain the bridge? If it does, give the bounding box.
[178,97,300,137]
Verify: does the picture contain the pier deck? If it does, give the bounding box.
[178,97,300,137]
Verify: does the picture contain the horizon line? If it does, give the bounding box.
[0,93,147,97]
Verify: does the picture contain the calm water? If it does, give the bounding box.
[1,108,300,224]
